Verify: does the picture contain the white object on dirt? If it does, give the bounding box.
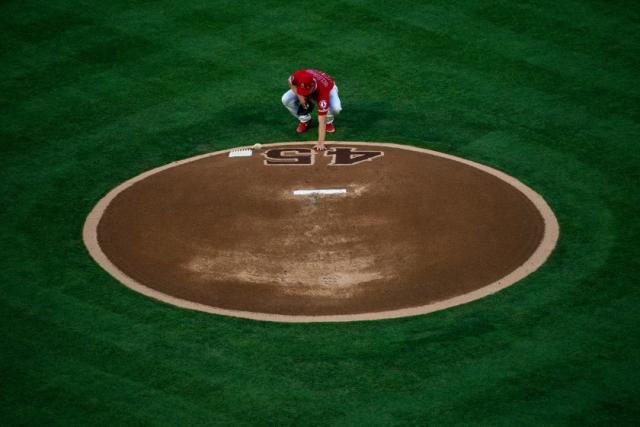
[293,189,347,196]
[228,149,252,157]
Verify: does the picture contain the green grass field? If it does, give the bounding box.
[2,0,639,425]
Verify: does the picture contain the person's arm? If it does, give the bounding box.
[314,114,327,151]
[289,81,309,109]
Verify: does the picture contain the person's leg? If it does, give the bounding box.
[281,89,311,123]
[326,85,342,124]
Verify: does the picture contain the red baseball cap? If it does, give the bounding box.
[292,70,316,96]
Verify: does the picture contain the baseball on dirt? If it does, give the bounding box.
[252,143,262,150]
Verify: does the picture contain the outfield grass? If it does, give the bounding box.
[2,0,639,425]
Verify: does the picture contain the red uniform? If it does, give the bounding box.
[289,69,335,116]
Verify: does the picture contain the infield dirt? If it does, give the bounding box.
[85,143,557,321]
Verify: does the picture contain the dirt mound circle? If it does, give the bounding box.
[84,142,558,322]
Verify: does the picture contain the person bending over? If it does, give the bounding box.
[281,68,342,151]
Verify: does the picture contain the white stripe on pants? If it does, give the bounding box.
[281,85,342,124]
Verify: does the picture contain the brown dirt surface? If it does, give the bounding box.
[85,142,558,322]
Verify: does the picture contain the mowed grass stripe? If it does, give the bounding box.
[337,2,639,123]
[385,0,640,92]
[0,303,248,423]
[1,348,225,425]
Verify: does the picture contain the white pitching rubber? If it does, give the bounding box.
[293,189,347,196]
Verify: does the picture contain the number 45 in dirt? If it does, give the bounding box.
[263,147,384,166]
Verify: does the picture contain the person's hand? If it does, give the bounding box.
[297,100,313,116]
[314,142,326,151]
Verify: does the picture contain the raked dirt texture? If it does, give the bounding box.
[2,0,639,425]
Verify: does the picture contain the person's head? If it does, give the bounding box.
[292,70,316,96]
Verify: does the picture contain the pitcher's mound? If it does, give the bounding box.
[84,142,558,322]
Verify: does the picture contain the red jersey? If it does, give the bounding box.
[289,69,335,116]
